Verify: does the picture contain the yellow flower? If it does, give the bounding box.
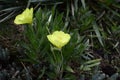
[47,31,71,49]
[14,8,33,24]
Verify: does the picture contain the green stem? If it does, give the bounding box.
[59,49,63,79]
[50,45,57,62]
[46,25,51,34]
[27,0,31,8]
[46,14,52,34]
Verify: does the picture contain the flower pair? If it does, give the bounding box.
[14,8,71,49]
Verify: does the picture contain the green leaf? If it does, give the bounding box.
[66,66,74,73]
[85,59,101,64]
[81,0,86,9]
[93,23,104,47]
[80,59,101,71]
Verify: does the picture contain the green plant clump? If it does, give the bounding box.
[0,0,120,80]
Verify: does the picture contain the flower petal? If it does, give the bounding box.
[14,8,33,24]
[47,31,71,49]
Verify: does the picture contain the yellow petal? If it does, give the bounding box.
[47,31,71,49]
[14,8,33,24]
